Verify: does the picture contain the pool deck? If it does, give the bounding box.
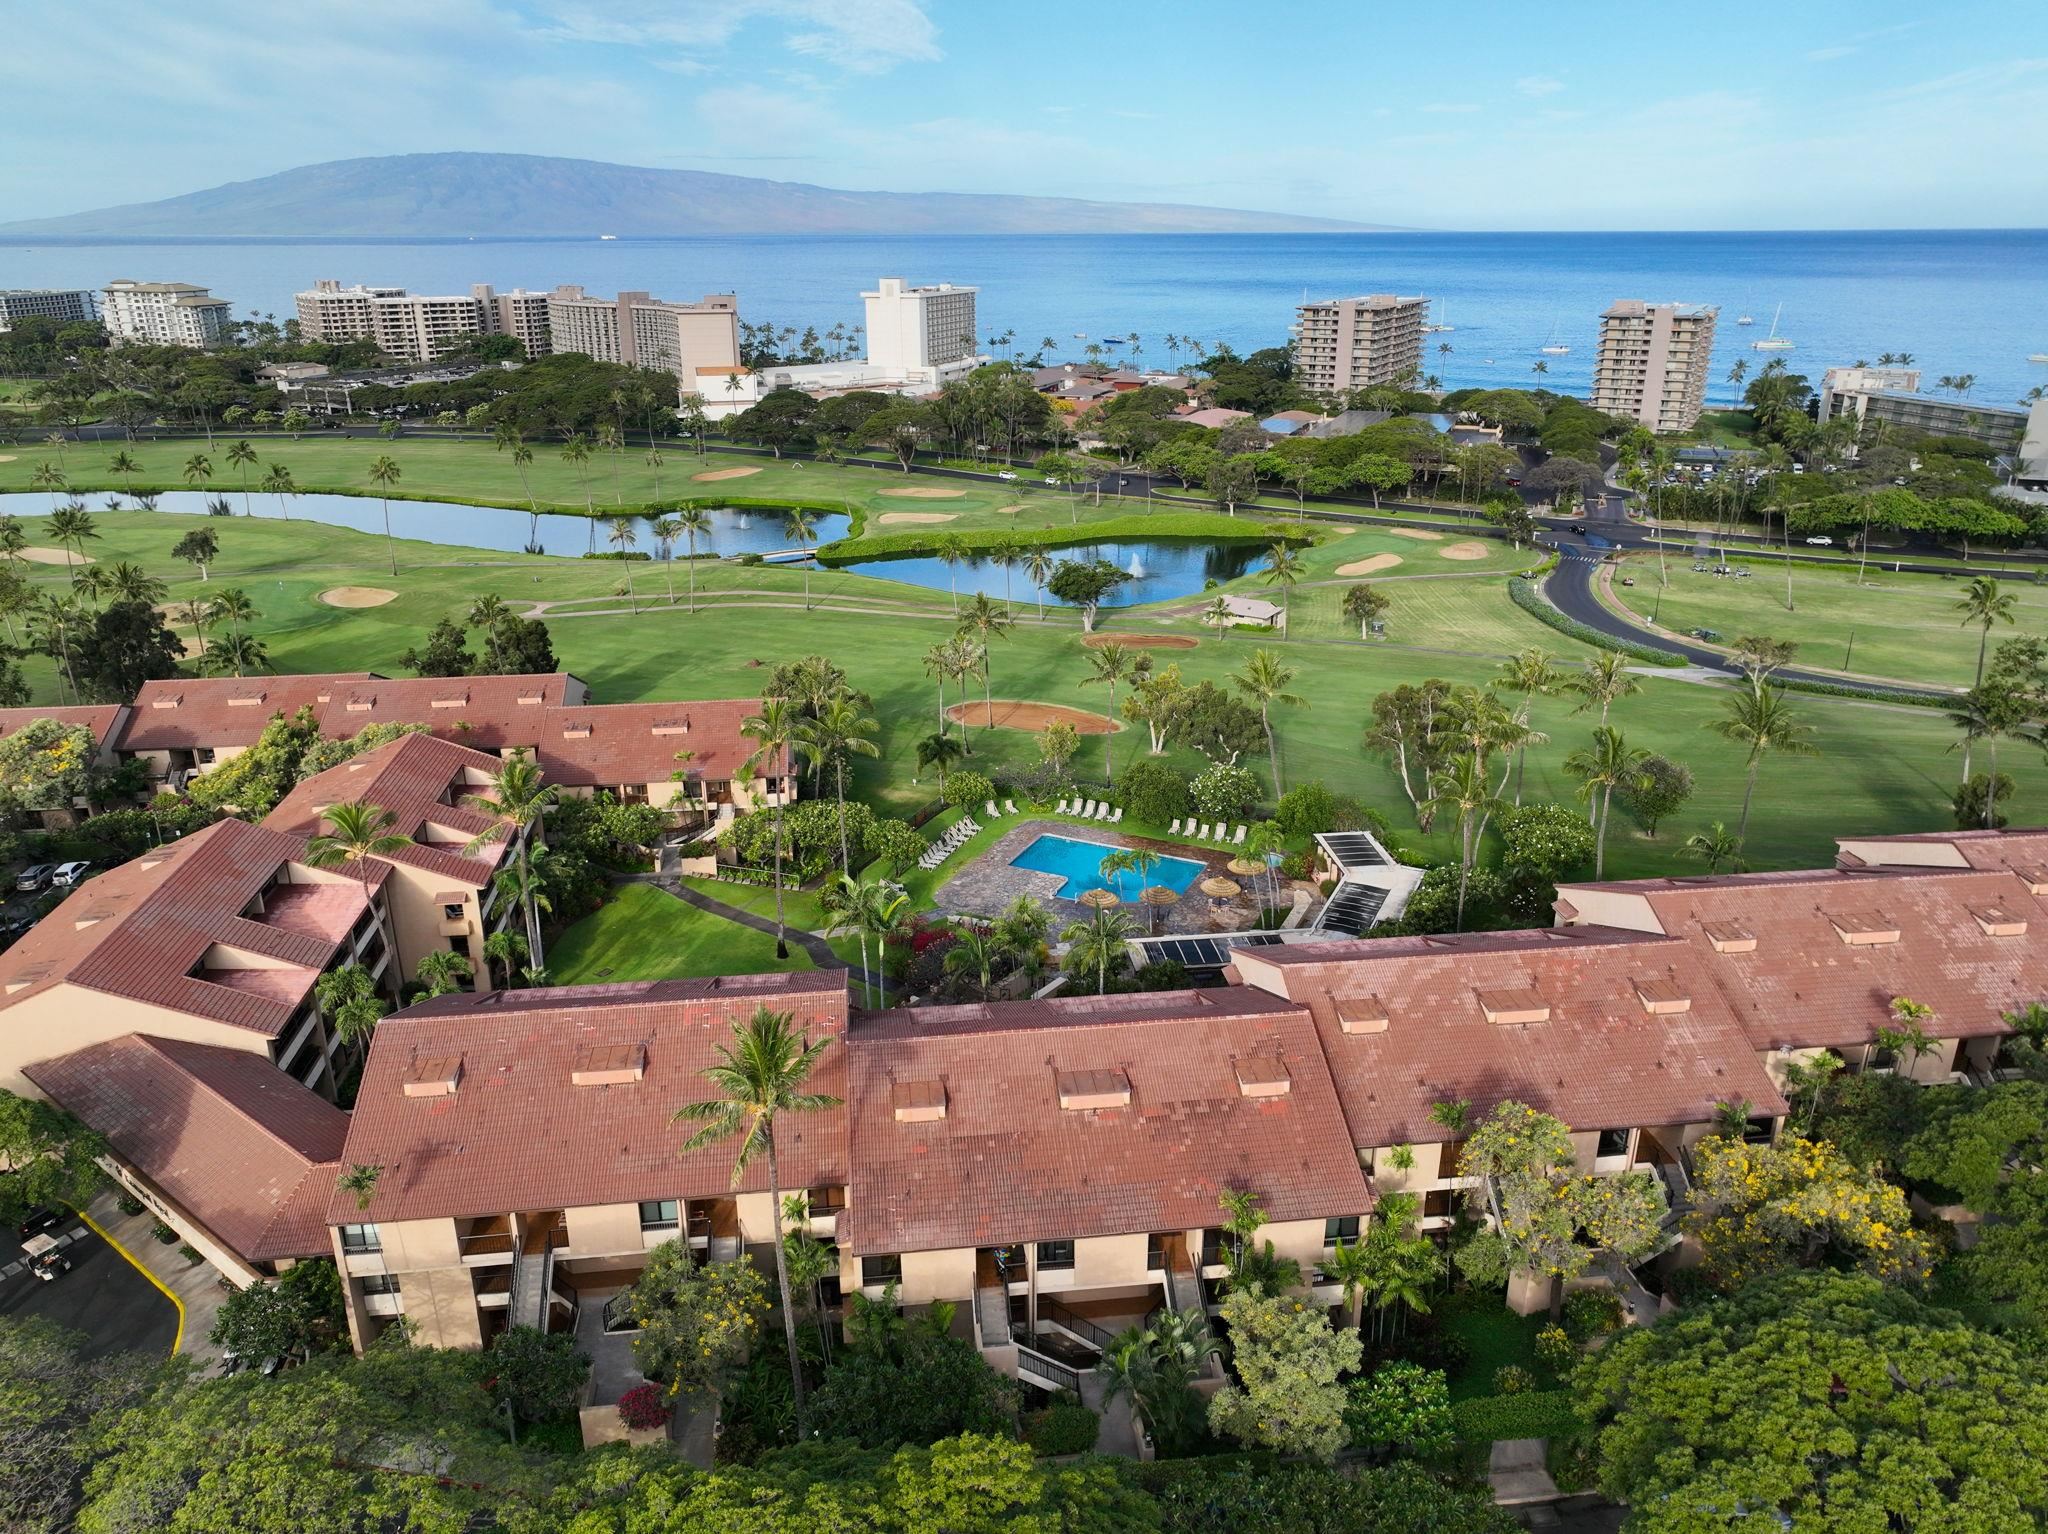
[933,818,1261,935]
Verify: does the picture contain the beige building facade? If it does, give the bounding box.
[99,279,234,348]
[544,287,740,395]
[1291,293,1428,396]
[295,280,556,362]
[862,277,979,372]
[1590,301,1717,432]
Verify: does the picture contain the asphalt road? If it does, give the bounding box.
[0,1216,179,1359]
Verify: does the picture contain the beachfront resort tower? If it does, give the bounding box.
[1591,300,1717,433]
[862,278,979,372]
[1290,293,1429,398]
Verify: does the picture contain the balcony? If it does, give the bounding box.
[459,1216,516,1264]
[259,881,373,944]
[475,1269,512,1308]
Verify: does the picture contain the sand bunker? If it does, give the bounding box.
[319,586,399,608]
[1336,554,1403,576]
[879,487,967,499]
[0,455,16,463]
[1388,528,1445,541]
[994,504,1027,514]
[1081,633,1198,651]
[1441,541,1490,561]
[17,547,89,565]
[945,700,1120,735]
[690,466,763,482]
[876,511,960,525]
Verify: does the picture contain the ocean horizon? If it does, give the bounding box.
[4,228,2045,408]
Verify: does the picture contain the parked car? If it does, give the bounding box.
[16,1206,63,1239]
[995,470,1018,482]
[13,865,52,893]
[52,861,90,888]
[1042,476,1060,486]
[1804,536,1834,546]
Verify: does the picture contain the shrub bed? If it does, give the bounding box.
[1450,1389,1578,1445]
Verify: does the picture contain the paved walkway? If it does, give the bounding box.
[655,878,894,995]
[1489,1438,1561,1505]
[84,1189,228,1364]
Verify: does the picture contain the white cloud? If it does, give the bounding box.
[526,0,939,72]
[1805,45,1857,62]
[1515,75,1565,97]
[1420,102,1481,114]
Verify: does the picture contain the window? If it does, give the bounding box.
[1595,1128,1631,1161]
[360,1273,401,1296]
[339,1223,381,1255]
[1422,1189,1454,1220]
[1146,1233,1167,1271]
[1035,1240,1075,1271]
[442,903,465,922]
[638,1200,679,1232]
[1743,1116,1775,1146]
[1324,1215,1360,1246]
[863,1253,901,1286]
[809,1185,847,1213]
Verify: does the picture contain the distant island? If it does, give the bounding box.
[0,151,1393,239]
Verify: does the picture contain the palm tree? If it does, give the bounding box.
[1258,542,1303,637]
[209,586,256,646]
[798,692,879,871]
[183,453,212,493]
[461,748,560,971]
[820,873,905,1008]
[561,434,595,534]
[315,963,387,1049]
[934,534,967,616]
[782,507,820,610]
[674,1006,841,1438]
[175,598,215,661]
[226,439,258,515]
[1081,641,1147,784]
[1709,684,1819,846]
[671,505,712,613]
[916,730,965,798]
[645,447,666,502]
[921,642,957,740]
[607,516,640,613]
[260,463,295,519]
[305,802,412,869]
[71,565,110,613]
[1323,1237,1375,1335]
[1061,907,1136,994]
[1204,593,1233,640]
[1564,726,1653,878]
[29,461,68,512]
[367,454,403,577]
[106,561,166,605]
[650,515,682,606]
[596,423,624,503]
[206,630,269,678]
[1567,652,1640,727]
[1424,752,1506,929]
[1681,821,1745,874]
[741,698,801,958]
[1103,846,1168,930]
[1495,647,1559,804]
[955,593,1012,728]
[1232,648,1306,798]
[1024,547,1055,619]
[943,928,1011,999]
[45,505,99,571]
[1957,576,2018,691]
[414,948,474,998]
[107,451,139,495]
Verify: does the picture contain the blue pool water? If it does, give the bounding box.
[1010,834,1205,902]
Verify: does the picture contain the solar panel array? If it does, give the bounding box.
[1317,884,1389,936]
[1139,932,1285,971]
[1317,833,1389,869]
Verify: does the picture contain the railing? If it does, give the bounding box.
[1037,1296,1114,1352]
[602,1290,638,1334]
[1012,1335,1082,1395]
[458,1227,515,1258]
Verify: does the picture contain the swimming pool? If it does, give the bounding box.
[1009,835,1206,902]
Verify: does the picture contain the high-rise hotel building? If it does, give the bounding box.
[1590,301,1717,433]
[294,281,553,363]
[1290,294,1429,396]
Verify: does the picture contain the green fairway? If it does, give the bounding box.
[1606,551,2048,688]
[547,882,810,981]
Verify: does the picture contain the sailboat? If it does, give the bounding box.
[1539,316,1569,356]
[1736,314,1755,326]
[1751,303,1794,351]
[1424,301,1455,334]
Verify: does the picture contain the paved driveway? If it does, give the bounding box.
[0,1216,179,1359]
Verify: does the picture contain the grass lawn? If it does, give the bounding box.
[1606,550,2048,688]
[1683,410,1761,450]
[1436,1290,1554,1402]
[547,882,809,982]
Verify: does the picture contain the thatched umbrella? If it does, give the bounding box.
[1140,884,1180,934]
[1078,886,1122,911]
[1226,856,1264,878]
[1199,875,1242,900]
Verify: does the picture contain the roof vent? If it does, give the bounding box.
[1829,910,1899,946]
[430,694,468,709]
[345,698,374,713]
[6,963,52,994]
[1234,1055,1292,1098]
[651,721,689,737]
[1057,1067,1131,1110]
[403,1054,463,1097]
[517,691,545,705]
[1334,993,1389,1035]
[1477,987,1550,1026]
[1972,904,2029,938]
[1703,920,1756,954]
[891,1079,947,1122]
[1632,977,1691,1015]
[150,694,182,709]
[226,694,264,707]
[572,1041,646,1086]
[560,725,592,740]
[2015,865,2048,896]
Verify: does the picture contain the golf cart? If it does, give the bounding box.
[23,1232,72,1281]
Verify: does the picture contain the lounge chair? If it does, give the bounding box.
[1079,800,1096,819]
[985,801,1001,820]
[1109,806,1123,823]
[1096,803,1112,822]
[1193,823,1209,841]
[1169,818,1183,836]
[1005,800,1019,816]
[1056,798,1071,815]
[1231,824,1247,845]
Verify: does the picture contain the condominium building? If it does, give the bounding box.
[0,288,97,331]
[1815,364,1921,421]
[1590,301,1717,432]
[99,279,235,348]
[295,280,555,363]
[1290,294,1428,397]
[1815,364,2029,451]
[544,287,740,392]
[863,278,978,372]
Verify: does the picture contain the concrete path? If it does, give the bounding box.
[656,878,896,996]
[1489,1437,1561,1505]
[85,1189,228,1364]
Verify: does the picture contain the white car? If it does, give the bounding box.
[1804,536,1833,547]
[52,861,91,887]
[1042,475,1060,486]
[996,470,1017,482]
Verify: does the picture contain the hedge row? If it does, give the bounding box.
[1450,1389,1580,1444]
[1506,576,1687,667]
[1769,675,1950,709]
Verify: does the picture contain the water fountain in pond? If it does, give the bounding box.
[737,513,752,530]
[1126,552,1147,578]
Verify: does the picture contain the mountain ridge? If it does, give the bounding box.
[0,152,1392,238]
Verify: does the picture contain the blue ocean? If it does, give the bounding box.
[3,229,2044,408]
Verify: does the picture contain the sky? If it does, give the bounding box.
[6,0,2046,230]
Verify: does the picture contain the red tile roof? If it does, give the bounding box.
[532,699,782,788]
[1232,926,1786,1149]
[840,988,1370,1256]
[262,733,512,890]
[26,1034,348,1261]
[332,974,852,1224]
[0,819,380,1036]
[1553,867,2045,1051]
[1838,826,2048,876]
[120,674,379,751]
[0,705,127,755]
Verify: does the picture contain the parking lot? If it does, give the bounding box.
[0,1215,180,1359]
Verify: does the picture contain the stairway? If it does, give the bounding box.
[507,1250,548,1332]
[974,1284,1009,1349]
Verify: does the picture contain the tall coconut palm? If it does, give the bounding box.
[183,453,213,493]
[1955,577,2018,774]
[368,454,403,577]
[820,872,905,1008]
[922,642,957,740]
[798,692,879,871]
[1232,648,1307,799]
[209,586,256,644]
[741,698,800,959]
[916,730,965,798]
[596,424,624,503]
[607,516,640,613]
[260,462,296,520]
[674,1005,840,1438]
[1495,648,1559,804]
[1567,652,1640,727]
[1709,683,1818,846]
[561,435,595,537]
[107,451,139,495]
[956,593,1012,728]
[672,504,713,614]
[106,561,166,606]
[934,534,967,616]
[650,514,682,606]
[1258,542,1303,637]
[1081,640,1147,785]
[460,747,560,969]
[226,439,258,515]
[645,447,666,502]
[1061,906,1136,994]
[1323,1237,1375,1335]
[1564,726,1653,878]
[205,630,270,678]
[45,505,98,571]
[32,595,83,702]
[943,928,1011,999]
[1681,821,1744,874]
[305,802,412,869]
[468,594,511,671]
[783,507,820,610]
[1024,547,1055,619]
[1423,752,1506,930]
[29,461,68,512]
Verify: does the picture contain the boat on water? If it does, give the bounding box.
[1751,303,1795,351]
[1538,315,1569,355]
[2030,353,2048,364]
[1423,301,1455,334]
[1736,314,1755,326]
[599,234,617,240]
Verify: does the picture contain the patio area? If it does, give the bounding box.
[933,819,1270,936]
